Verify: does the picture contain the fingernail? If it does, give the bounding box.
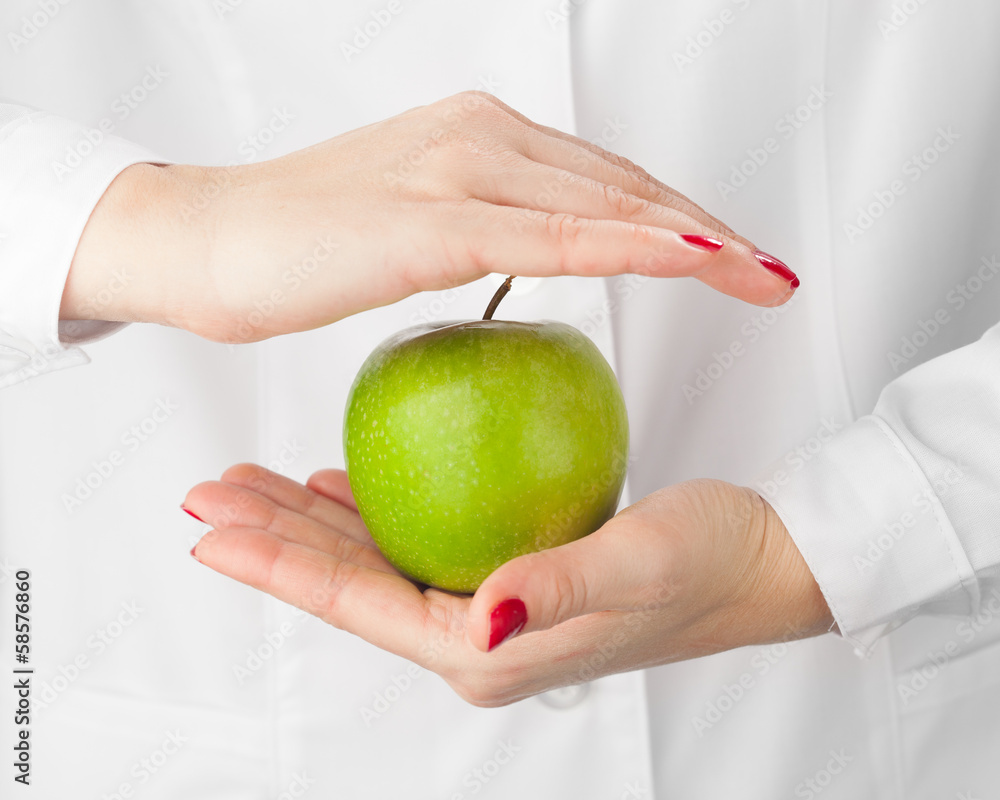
[488,598,527,651]
[680,233,724,252]
[181,505,205,523]
[190,545,200,562]
[754,251,800,289]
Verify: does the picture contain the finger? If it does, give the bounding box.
[473,160,790,301]
[476,156,720,236]
[218,463,371,545]
[305,469,359,512]
[185,479,398,574]
[457,201,794,307]
[466,519,673,652]
[193,526,433,658]
[518,130,755,250]
[470,158,797,306]
[482,95,750,248]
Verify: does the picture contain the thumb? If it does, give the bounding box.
[467,520,667,652]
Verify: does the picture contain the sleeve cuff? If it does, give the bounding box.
[759,415,978,657]
[0,104,167,387]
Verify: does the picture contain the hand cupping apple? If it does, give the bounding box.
[343,277,629,592]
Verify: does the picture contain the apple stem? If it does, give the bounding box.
[483,276,515,320]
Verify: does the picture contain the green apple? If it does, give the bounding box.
[343,278,629,592]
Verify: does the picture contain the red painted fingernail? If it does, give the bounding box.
[680,233,724,252]
[181,505,205,523]
[754,251,800,289]
[488,598,527,651]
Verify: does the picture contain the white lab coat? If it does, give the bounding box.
[1,1,999,798]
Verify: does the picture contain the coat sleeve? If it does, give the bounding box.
[0,102,165,388]
[763,318,1000,656]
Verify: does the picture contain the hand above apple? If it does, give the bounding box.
[184,465,834,706]
[64,91,798,343]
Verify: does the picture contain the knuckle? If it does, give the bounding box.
[308,559,360,623]
[601,183,646,218]
[451,90,505,121]
[301,485,324,517]
[589,142,640,175]
[334,536,370,567]
[549,567,588,624]
[627,221,657,248]
[546,212,585,247]
[460,89,500,106]
[627,160,654,184]
[616,153,646,181]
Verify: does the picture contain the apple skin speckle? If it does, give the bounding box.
[343,319,629,593]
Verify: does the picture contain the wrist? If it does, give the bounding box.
[61,163,215,333]
[720,485,834,647]
[750,489,835,642]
